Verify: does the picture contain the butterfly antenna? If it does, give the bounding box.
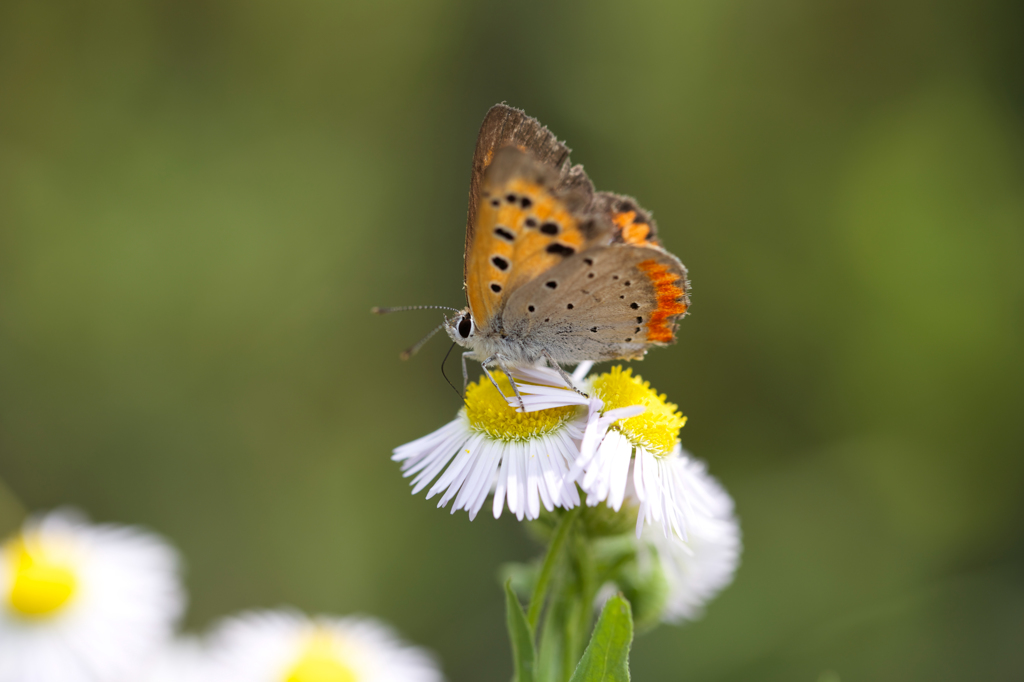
[440,341,462,400]
[372,305,461,314]
[400,322,445,361]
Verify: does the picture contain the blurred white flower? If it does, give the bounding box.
[641,454,741,623]
[393,371,585,520]
[0,509,184,682]
[207,609,443,682]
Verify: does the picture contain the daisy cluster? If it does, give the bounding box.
[0,510,444,682]
[394,363,741,623]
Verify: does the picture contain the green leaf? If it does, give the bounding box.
[568,594,634,682]
[505,579,536,682]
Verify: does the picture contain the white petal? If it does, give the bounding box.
[525,443,542,520]
[571,361,594,382]
[492,454,510,520]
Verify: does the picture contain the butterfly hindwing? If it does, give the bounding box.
[501,244,689,362]
[593,191,665,249]
[465,147,609,328]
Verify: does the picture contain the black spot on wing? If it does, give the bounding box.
[545,243,575,257]
[491,256,509,271]
[494,227,515,241]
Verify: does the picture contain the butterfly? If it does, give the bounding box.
[378,104,689,402]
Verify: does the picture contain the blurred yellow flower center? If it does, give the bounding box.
[464,373,578,441]
[285,630,358,682]
[4,534,79,618]
[592,366,686,457]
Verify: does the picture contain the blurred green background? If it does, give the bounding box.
[2,0,1022,680]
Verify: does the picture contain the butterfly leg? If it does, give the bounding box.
[478,356,508,398]
[542,350,589,398]
[478,355,526,411]
[495,358,527,411]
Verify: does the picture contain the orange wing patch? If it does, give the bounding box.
[466,176,586,327]
[637,259,688,343]
[613,210,655,247]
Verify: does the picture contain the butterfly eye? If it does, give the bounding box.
[458,315,473,338]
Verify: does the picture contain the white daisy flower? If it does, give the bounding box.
[640,454,741,623]
[511,367,741,620]
[207,609,443,682]
[393,371,586,521]
[0,509,185,682]
[509,365,706,540]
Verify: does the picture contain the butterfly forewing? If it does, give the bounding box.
[465,148,609,329]
[465,105,576,282]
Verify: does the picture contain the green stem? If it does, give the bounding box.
[561,585,583,681]
[527,506,580,631]
[558,530,597,679]
[535,567,569,682]
[571,534,597,665]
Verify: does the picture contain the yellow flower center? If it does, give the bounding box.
[285,629,358,682]
[591,366,686,457]
[463,373,579,441]
[4,533,79,618]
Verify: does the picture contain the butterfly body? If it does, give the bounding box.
[441,105,690,378]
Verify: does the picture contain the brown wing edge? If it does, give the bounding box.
[464,104,576,282]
